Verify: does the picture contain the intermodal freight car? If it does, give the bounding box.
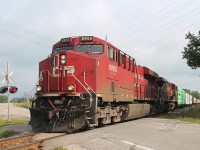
[29,36,198,133]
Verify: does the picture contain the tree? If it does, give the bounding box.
[190,91,200,99]
[183,89,200,99]
[184,89,191,94]
[182,31,200,69]
[0,95,8,103]
[11,97,26,103]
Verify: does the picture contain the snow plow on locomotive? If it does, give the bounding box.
[29,36,196,133]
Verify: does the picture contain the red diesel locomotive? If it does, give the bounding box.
[30,36,177,133]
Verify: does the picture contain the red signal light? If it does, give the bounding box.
[9,86,18,94]
[0,86,8,94]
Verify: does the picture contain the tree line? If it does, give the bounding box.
[0,96,30,103]
[183,89,200,99]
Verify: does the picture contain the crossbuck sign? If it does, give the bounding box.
[1,71,14,84]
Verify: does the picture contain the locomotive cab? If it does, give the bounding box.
[30,36,107,132]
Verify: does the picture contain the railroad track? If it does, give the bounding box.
[0,133,67,150]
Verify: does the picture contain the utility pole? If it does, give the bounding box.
[23,92,29,101]
[1,62,15,123]
[1,62,18,123]
[6,62,10,122]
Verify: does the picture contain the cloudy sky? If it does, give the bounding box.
[0,0,200,98]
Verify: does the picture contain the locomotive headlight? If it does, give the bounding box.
[60,54,66,64]
[36,85,42,92]
[67,84,74,92]
[60,54,66,59]
[61,59,66,64]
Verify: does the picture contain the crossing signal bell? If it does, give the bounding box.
[9,86,18,94]
[0,86,8,94]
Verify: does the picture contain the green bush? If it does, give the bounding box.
[54,146,68,150]
[179,105,200,118]
[13,101,31,109]
[0,129,17,139]
[160,105,200,124]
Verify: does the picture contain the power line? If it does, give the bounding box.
[136,19,200,51]
[110,0,184,41]
[0,66,38,69]
[110,0,179,37]
[0,17,55,43]
[126,6,200,44]
[11,67,38,69]
[0,29,50,48]
[0,17,55,48]
[114,0,195,44]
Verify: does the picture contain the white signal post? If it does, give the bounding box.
[1,62,14,123]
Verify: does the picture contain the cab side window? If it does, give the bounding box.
[107,46,116,61]
[121,54,125,64]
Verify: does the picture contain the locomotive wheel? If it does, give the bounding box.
[111,117,115,125]
[66,129,79,134]
[79,121,89,132]
[98,118,103,128]
[31,126,45,133]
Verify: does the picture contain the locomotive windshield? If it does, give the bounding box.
[76,44,103,53]
[53,45,74,54]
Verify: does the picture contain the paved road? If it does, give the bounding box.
[1,103,200,150]
[0,103,30,119]
[42,118,200,150]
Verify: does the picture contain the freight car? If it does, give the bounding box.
[193,98,200,105]
[29,36,197,133]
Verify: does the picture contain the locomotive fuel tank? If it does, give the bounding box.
[121,104,150,120]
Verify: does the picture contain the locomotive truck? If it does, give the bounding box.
[29,36,197,133]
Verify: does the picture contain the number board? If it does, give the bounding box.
[61,38,71,43]
[80,36,93,42]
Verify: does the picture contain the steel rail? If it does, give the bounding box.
[0,133,67,150]
[0,134,35,149]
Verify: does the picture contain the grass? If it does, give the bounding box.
[160,105,200,124]
[0,119,28,127]
[0,119,28,139]
[13,101,31,109]
[0,102,30,139]
[177,117,200,124]
[0,129,17,138]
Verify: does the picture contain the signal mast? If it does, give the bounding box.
[0,62,18,122]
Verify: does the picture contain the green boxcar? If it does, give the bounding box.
[178,87,186,105]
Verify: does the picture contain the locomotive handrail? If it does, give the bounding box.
[71,73,93,108]
[39,70,50,92]
[84,70,98,111]
[83,71,96,95]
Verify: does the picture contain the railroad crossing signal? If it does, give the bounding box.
[0,86,8,94]
[0,62,18,123]
[0,86,18,94]
[9,86,18,94]
[0,70,17,94]
[1,71,14,84]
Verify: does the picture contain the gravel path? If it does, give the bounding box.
[0,103,32,133]
[0,103,30,119]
